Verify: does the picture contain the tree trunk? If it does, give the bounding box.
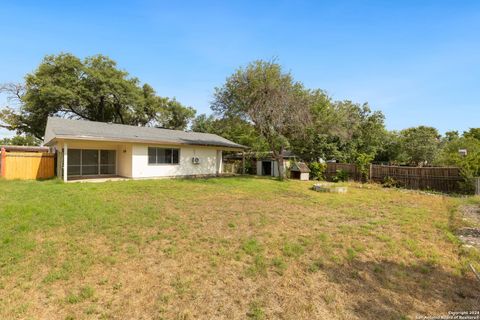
[277,146,286,180]
[114,103,125,124]
[99,96,105,122]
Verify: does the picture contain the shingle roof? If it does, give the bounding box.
[43,117,247,149]
[290,162,311,173]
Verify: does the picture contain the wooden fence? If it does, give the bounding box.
[370,165,463,193]
[0,151,55,180]
[325,163,360,180]
[326,162,466,193]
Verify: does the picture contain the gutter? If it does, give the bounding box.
[44,135,248,151]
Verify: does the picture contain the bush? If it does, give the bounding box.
[382,176,400,188]
[355,153,374,182]
[332,169,349,182]
[308,162,326,180]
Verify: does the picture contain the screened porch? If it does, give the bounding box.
[65,149,117,178]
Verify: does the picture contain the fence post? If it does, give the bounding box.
[475,177,480,196]
[369,163,373,181]
[0,147,5,178]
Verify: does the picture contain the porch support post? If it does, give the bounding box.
[1,147,6,178]
[242,151,246,175]
[63,143,68,182]
[57,148,62,180]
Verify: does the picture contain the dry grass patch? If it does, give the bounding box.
[0,177,479,319]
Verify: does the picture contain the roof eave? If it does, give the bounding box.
[46,135,247,151]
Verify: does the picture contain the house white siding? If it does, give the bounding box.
[131,144,220,178]
[300,172,310,181]
[117,144,133,178]
[52,139,226,180]
[44,117,244,181]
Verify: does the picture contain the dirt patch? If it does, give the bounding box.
[461,204,480,225]
[457,205,480,249]
[457,228,480,249]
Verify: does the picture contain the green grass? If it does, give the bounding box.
[0,177,479,319]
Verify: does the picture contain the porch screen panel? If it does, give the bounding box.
[100,150,116,174]
[82,150,99,175]
[67,149,81,176]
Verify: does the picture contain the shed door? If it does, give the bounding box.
[262,161,272,176]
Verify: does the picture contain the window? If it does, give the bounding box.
[148,147,179,164]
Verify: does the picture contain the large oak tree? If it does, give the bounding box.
[0,53,195,139]
[212,60,310,179]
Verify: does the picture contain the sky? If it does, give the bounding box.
[0,0,479,139]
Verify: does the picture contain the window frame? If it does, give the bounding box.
[147,147,180,165]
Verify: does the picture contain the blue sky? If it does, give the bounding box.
[1,0,479,139]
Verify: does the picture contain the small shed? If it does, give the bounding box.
[290,162,310,181]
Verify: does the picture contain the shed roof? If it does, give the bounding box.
[43,117,247,150]
[290,162,310,173]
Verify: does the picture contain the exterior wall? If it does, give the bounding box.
[216,150,223,174]
[256,160,290,177]
[272,160,279,177]
[53,139,226,179]
[131,144,220,178]
[256,160,265,176]
[54,139,132,178]
[300,172,310,181]
[117,144,133,177]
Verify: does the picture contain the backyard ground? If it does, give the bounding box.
[0,177,479,319]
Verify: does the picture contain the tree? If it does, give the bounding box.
[374,130,405,164]
[289,89,338,161]
[333,101,385,162]
[0,134,40,146]
[157,99,196,130]
[436,136,480,192]
[0,53,195,139]
[212,60,310,179]
[444,130,460,142]
[191,114,268,151]
[290,94,386,163]
[463,128,480,141]
[399,126,440,166]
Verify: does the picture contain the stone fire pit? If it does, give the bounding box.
[313,183,348,193]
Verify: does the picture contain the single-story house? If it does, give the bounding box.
[43,117,247,181]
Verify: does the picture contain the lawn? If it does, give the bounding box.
[0,177,479,319]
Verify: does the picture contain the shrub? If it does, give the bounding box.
[355,153,374,182]
[382,176,400,188]
[308,161,326,180]
[332,169,349,182]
